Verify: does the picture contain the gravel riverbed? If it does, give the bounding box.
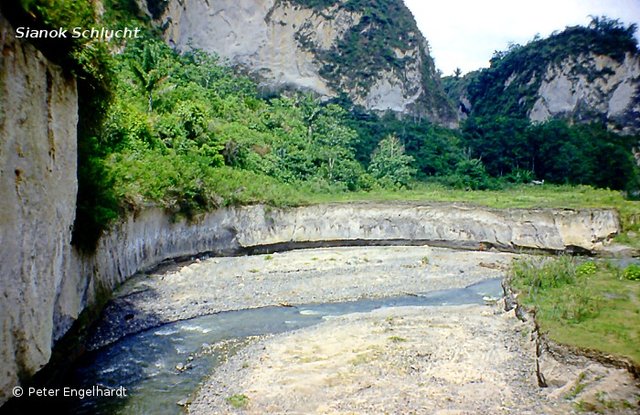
[89,246,516,349]
[87,245,639,414]
[188,304,564,415]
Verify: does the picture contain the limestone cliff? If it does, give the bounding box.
[0,13,78,403]
[444,21,640,134]
[147,0,457,126]
[528,52,640,134]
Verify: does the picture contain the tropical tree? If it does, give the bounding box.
[130,43,168,112]
[368,134,416,188]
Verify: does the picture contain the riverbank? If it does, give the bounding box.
[188,304,557,414]
[188,299,639,414]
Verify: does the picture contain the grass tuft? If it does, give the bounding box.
[226,394,249,409]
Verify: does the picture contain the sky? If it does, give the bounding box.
[403,0,640,76]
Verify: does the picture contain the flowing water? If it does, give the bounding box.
[23,278,503,414]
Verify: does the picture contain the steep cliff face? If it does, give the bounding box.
[0,13,78,403]
[445,22,640,134]
[528,52,640,134]
[151,0,457,126]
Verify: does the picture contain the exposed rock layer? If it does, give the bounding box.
[0,13,78,404]
[529,53,640,134]
[53,203,622,357]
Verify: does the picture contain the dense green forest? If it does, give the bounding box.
[6,0,640,250]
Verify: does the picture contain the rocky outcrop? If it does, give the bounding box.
[47,203,619,356]
[159,0,339,95]
[445,24,640,134]
[0,13,78,404]
[529,53,640,134]
[150,0,457,125]
[52,203,620,351]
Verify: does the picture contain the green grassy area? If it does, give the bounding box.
[509,257,640,365]
[226,394,250,409]
[301,182,626,208]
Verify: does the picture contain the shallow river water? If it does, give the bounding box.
[58,278,502,414]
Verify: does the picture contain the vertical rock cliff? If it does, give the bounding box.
[149,0,458,126]
[445,22,640,134]
[528,52,640,134]
[0,13,78,404]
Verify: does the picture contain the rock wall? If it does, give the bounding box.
[445,32,640,134]
[54,203,621,352]
[0,14,79,404]
[529,52,640,134]
[160,0,337,95]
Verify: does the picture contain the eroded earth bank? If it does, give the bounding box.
[88,246,638,414]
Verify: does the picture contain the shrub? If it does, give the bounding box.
[226,394,249,409]
[576,261,597,277]
[510,256,577,295]
[368,134,417,189]
[623,264,640,281]
[556,288,602,323]
[510,257,603,324]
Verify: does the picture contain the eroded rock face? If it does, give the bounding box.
[529,53,640,134]
[230,204,620,252]
[48,203,622,364]
[52,203,620,341]
[0,14,78,404]
[160,0,336,95]
[151,0,457,125]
